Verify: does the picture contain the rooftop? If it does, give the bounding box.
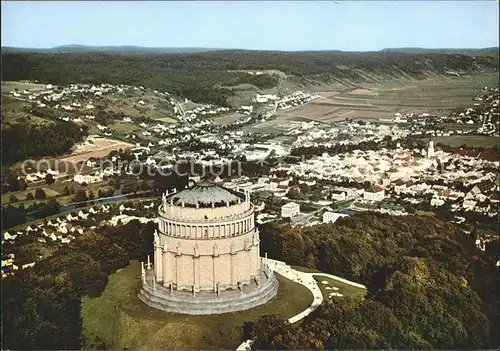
[166,179,245,208]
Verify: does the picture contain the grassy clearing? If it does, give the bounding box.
[415,211,436,217]
[313,275,366,301]
[1,81,46,93]
[109,122,143,134]
[153,116,177,123]
[82,261,313,350]
[2,180,114,208]
[2,187,60,204]
[291,265,321,273]
[421,135,499,148]
[212,113,245,125]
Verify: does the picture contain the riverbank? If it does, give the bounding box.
[8,193,160,231]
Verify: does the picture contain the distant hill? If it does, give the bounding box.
[381,47,499,57]
[3,45,499,56]
[1,45,231,54]
[2,48,498,106]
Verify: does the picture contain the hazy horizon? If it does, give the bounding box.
[2,1,499,51]
[3,44,499,51]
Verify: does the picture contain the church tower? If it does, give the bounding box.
[427,138,435,159]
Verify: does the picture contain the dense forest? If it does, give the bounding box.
[3,50,498,104]
[2,219,155,350]
[2,212,498,349]
[2,119,88,165]
[249,213,499,349]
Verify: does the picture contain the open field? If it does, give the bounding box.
[243,119,296,134]
[154,116,177,123]
[82,261,313,350]
[1,95,50,125]
[1,80,46,93]
[212,113,246,125]
[1,187,60,204]
[290,266,366,300]
[421,135,499,148]
[60,138,133,164]
[108,122,143,134]
[250,73,499,132]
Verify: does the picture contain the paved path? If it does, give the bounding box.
[264,258,324,323]
[236,258,366,350]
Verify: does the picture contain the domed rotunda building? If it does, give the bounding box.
[138,179,278,315]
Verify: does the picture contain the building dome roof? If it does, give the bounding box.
[167,179,244,208]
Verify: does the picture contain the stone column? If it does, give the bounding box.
[193,244,200,292]
[141,261,145,284]
[155,246,163,282]
[258,248,261,271]
[230,241,236,288]
[213,244,219,292]
[175,244,180,289]
[230,254,234,288]
[162,243,169,287]
[154,230,163,282]
[248,244,254,283]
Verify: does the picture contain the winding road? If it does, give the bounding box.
[237,258,366,350]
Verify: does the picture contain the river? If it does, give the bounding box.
[24,190,159,223]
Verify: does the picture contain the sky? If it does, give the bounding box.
[1,1,499,51]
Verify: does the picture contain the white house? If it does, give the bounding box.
[281,202,300,218]
[430,196,445,207]
[330,190,346,201]
[363,186,385,202]
[463,198,477,210]
[323,212,348,224]
[253,94,278,103]
[74,174,102,184]
[86,159,98,168]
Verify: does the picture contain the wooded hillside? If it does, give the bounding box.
[252,213,499,349]
[3,51,498,105]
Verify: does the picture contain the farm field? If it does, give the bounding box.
[60,138,133,164]
[420,135,499,148]
[109,122,143,134]
[251,73,499,133]
[243,119,297,134]
[82,261,313,350]
[1,80,46,93]
[2,95,50,125]
[212,112,246,125]
[154,116,177,123]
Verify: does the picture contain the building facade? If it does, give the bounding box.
[330,190,346,201]
[138,179,278,315]
[281,202,300,218]
[363,186,385,202]
[322,211,348,224]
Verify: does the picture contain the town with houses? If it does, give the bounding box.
[2,81,499,278]
[2,1,500,349]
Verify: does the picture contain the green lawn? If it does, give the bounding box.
[313,275,366,301]
[82,261,313,350]
[291,265,321,273]
[2,187,60,204]
[212,113,245,125]
[109,122,143,134]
